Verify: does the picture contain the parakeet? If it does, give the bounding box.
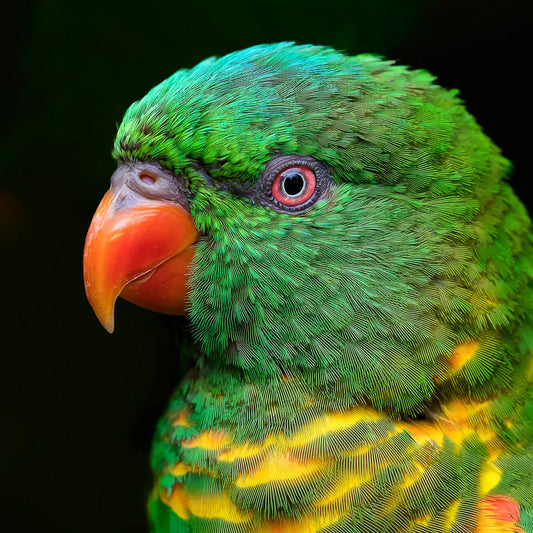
[83,43,533,532]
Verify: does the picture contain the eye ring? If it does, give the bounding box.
[255,154,332,213]
[272,166,316,206]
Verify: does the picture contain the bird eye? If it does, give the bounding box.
[256,154,331,213]
[272,167,316,206]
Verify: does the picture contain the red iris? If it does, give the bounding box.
[272,166,316,206]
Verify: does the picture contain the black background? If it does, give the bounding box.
[2,1,531,531]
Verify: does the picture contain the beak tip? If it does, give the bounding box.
[88,301,116,334]
[97,312,115,334]
[85,289,116,333]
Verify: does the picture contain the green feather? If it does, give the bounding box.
[110,43,532,532]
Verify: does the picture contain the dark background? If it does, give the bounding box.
[2,1,531,531]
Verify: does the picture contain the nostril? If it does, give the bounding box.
[140,173,157,185]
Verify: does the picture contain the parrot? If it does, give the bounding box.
[83,43,533,532]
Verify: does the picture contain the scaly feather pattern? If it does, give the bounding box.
[112,44,532,532]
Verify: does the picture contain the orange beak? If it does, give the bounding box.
[83,189,198,333]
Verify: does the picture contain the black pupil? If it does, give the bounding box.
[282,172,305,196]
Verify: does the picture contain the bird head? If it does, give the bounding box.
[84,43,532,415]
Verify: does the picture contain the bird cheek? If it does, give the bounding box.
[83,189,198,333]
